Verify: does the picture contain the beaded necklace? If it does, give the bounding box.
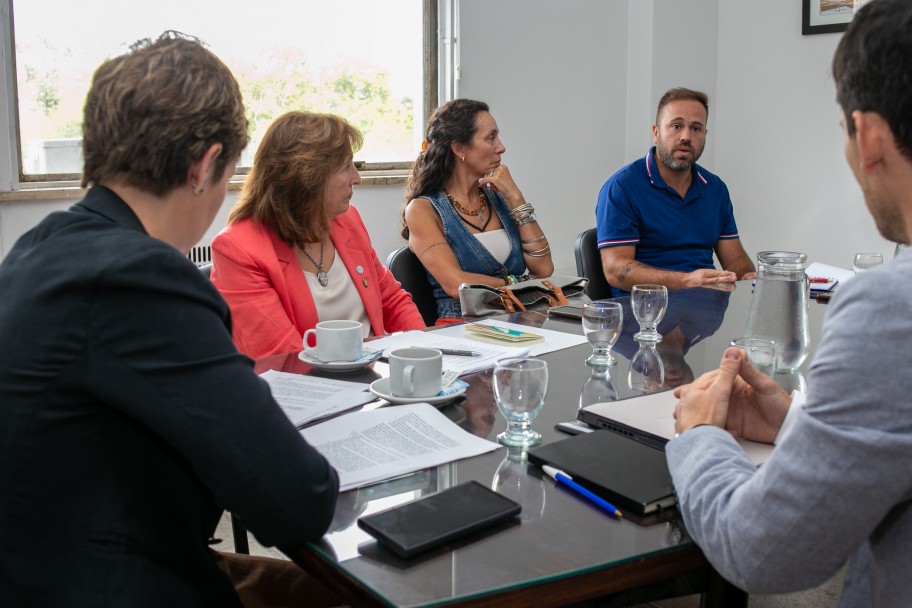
[445,188,492,232]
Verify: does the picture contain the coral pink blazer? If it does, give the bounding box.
[211,206,424,359]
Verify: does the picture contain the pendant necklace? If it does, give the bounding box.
[301,242,329,287]
[445,188,492,232]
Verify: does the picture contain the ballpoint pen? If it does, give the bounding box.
[542,465,623,518]
[437,348,482,357]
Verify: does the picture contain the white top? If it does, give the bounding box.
[304,257,372,337]
[473,229,511,264]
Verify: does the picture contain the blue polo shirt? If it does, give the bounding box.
[595,147,741,297]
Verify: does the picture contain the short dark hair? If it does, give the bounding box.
[656,88,709,124]
[228,111,363,246]
[833,0,912,162]
[82,32,248,195]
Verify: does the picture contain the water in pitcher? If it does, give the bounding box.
[745,252,810,372]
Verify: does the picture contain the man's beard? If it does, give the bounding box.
[658,145,700,172]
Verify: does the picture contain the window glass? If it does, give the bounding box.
[13,0,425,177]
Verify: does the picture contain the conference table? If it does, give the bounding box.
[253,281,830,607]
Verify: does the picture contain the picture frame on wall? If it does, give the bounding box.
[802,0,856,35]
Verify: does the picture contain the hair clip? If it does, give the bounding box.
[421,140,428,151]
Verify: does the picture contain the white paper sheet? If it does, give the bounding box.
[300,403,500,491]
[259,370,375,428]
[806,261,854,292]
[434,318,589,356]
[366,331,530,375]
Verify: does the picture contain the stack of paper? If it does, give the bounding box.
[259,370,375,428]
[300,403,500,491]
[464,323,545,345]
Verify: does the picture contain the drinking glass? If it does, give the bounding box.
[894,243,909,259]
[731,337,776,376]
[853,252,883,274]
[631,284,668,343]
[493,358,548,447]
[628,343,665,392]
[581,301,623,366]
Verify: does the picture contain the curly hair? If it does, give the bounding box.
[81,32,248,195]
[227,111,363,246]
[401,99,489,239]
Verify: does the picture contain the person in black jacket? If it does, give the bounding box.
[0,32,340,607]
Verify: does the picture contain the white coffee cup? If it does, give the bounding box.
[302,320,363,362]
[389,347,443,398]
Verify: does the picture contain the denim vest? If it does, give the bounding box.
[424,190,526,319]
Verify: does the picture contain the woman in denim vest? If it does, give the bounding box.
[402,99,554,323]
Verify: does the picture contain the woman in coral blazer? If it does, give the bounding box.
[212,111,424,359]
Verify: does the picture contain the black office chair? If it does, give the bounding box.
[384,246,438,326]
[574,228,613,300]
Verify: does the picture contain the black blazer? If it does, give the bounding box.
[0,187,338,606]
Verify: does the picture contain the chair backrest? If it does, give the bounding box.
[384,247,438,326]
[199,263,213,279]
[574,228,613,300]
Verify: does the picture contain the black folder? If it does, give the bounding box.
[527,430,676,517]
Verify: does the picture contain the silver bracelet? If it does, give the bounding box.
[525,245,550,257]
[514,212,538,227]
[509,203,534,218]
[521,234,547,245]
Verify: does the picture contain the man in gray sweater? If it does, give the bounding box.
[667,1,912,606]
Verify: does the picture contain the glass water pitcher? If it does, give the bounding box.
[745,251,810,372]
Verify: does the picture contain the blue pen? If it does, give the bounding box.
[542,465,623,518]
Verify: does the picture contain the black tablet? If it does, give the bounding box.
[357,480,521,558]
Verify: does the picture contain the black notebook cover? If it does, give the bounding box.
[527,430,676,516]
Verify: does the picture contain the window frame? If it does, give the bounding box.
[2,0,440,189]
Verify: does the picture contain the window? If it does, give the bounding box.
[10,0,438,182]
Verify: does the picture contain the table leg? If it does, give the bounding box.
[231,513,250,554]
[701,569,747,608]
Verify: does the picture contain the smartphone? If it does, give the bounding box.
[357,480,521,558]
[548,304,585,320]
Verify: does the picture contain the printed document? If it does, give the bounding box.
[259,370,375,428]
[367,331,530,375]
[300,403,500,491]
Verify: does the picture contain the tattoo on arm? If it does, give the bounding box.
[617,262,638,283]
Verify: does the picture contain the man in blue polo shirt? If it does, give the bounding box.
[596,87,756,297]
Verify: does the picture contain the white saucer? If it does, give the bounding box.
[369,377,468,405]
[298,347,382,372]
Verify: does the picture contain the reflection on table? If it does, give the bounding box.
[265,282,827,608]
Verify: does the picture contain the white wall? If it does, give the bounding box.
[714,0,889,265]
[0,0,891,270]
